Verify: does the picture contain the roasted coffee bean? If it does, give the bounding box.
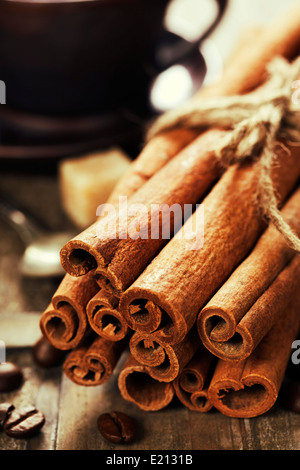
[32,336,66,369]
[0,403,14,426]
[97,411,136,444]
[0,362,23,392]
[4,404,45,439]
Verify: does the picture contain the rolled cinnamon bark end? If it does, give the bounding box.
[40,303,79,351]
[90,306,129,342]
[199,1,300,99]
[118,355,175,411]
[190,391,213,412]
[40,274,99,350]
[173,348,215,412]
[208,292,300,418]
[198,254,300,362]
[61,129,197,276]
[130,333,166,367]
[63,335,127,386]
[120,288,187,345]
[198,307,254,361]
[60,231,105,277]
[129,327,200,382]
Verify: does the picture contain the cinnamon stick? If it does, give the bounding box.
[39,273,98,350]
[59,5,300,287]
[87,289,130,342]
[198,188,300,361]
[129,327,200,382]
[106,128,197,207]
[63,334,127,386]
[105,1,300,210]
[93,268,123,299]
[199,1,300,98]
[60,128,225,288]
[120,142,300,345]
[58,128,198,280]
[108,2,300,205]
[118,354,174,411]
[173,347,215,413]
[207,291,300,418]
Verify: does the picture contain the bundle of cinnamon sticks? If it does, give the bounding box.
[40,3,300,419]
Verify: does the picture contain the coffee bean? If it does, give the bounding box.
[280,380,300,413]
[4,404,45,439]
[0,362,23,392]
[0,403,14,426]
[97,411,136,444]
[32,336,66,369]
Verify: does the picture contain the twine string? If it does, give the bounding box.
[147,56,300,252]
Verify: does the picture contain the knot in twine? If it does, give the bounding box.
[148,56,300,253]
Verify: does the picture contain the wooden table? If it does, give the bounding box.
[0,170,299,451]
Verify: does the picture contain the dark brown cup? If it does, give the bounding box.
[0,0,169,115]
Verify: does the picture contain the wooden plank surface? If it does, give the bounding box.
[0,171,300,451]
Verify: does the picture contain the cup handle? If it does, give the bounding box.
[155,0,228,72]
